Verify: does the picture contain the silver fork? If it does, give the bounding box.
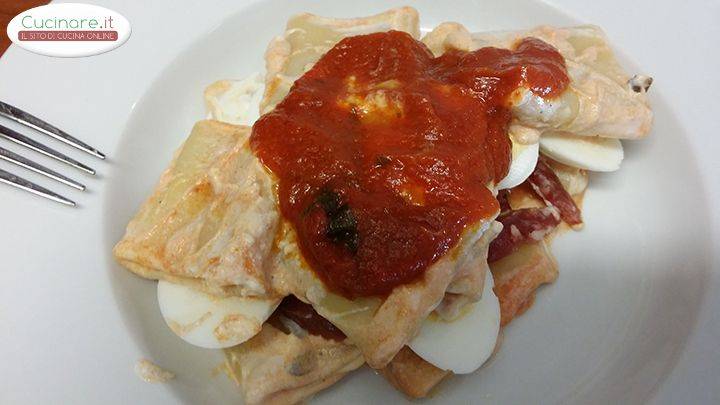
[0,101,105,206]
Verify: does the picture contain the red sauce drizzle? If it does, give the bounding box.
[251,31,568,297]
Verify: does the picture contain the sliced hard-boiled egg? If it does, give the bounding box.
[408,269,501,374]
[204,72,265,126]
[540,131,623,172]
[497,140,539,190]
[157,281,280,349]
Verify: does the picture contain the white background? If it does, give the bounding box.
[0,0,717,403]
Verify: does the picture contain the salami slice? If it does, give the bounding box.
[488,207,560,263]
[526,159,583,226]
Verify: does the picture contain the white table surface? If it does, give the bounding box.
[0,0,717,403]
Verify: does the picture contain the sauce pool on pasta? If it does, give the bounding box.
[251,31,568,298]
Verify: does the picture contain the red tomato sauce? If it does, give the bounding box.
[251,31,568,298]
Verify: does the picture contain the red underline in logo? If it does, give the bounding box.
[18,31,118,41]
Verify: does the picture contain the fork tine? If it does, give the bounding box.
[0,124,95,175]
[0,101,105,159]
[0,146,86,190]
[0,169,76,206]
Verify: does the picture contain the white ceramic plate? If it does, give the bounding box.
[1,0,718,404]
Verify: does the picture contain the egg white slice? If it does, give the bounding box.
[497,140,539,190]
[157,281,280,349]
[408,269,501,374]
[540,131,623,172]
[204,72,265,126]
